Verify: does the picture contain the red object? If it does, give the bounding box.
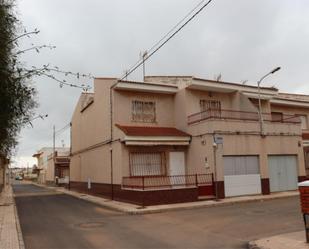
[116,124,190,137]
[299,186,309,214]
[302,133,309,140]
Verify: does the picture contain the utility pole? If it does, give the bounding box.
[53,125,55,155]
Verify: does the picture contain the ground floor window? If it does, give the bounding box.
[130,152,165,176]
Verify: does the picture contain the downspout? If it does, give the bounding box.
[69,122,72,190]
[109,80,119,200]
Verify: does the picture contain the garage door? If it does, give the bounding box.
[268,155,298,192]
[224,156,261,197]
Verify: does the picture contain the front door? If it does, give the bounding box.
[169,152,185,188]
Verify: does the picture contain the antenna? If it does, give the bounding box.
[123,69,129,80]
[215,73,222,82]
[140,51,148,81]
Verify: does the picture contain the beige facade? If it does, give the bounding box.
[70,76,309,203]
[33,147,70,184]
[0,155,9,191]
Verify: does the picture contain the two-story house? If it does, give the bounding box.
[33,147,70,185]
[69,76,308,205]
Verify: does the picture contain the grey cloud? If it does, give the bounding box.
[14,0,309,165]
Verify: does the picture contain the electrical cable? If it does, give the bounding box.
[120,0,214,80]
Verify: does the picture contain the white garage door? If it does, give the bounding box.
[268,155,298,192]
[224,156,261,197]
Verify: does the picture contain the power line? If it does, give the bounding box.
[55,123,70,136]
[120,0,214,80]
[147,0,209,54]
[122,0,209,78]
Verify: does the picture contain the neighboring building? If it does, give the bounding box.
[46,150,70,186]
[33,147,70,185]
[70,76,308,205]
[0,154,9,192]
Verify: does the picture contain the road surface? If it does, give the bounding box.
[13,182,304,249]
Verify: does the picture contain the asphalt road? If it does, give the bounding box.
[13,182,304,249]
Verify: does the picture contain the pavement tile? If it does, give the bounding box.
[0,185,23,249]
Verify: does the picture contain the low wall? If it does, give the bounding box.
[69,181,199,206]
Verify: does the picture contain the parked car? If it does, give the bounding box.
[15,175,23,180]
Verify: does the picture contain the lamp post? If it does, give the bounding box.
[257,67,281,136]
[28,114,48,127]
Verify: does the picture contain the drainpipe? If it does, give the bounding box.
[69,122,72,190]
[109,80,119,200]
[212,136,218,201]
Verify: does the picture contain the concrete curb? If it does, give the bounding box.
[31,182,299,215]
[13,197,25,249]
[247,241,264,249]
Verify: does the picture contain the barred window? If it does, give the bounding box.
[298,114,308,130]
[130,152,165,176]
[132,100,156,122]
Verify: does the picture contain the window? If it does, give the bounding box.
[271,112,283,122]
[132,100,156,123]
[298,115,308,130]
[200,100,221,118]
[130,152,165,176]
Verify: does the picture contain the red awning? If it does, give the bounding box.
[116,124,190,137]
[303,133,309,140]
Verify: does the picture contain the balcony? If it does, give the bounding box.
[188,109,301,125]
[122,173,213,191]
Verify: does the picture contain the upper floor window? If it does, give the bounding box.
[132,100,156,123]
[298,114,308,130]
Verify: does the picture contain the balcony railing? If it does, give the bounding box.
[122,173,214,191]
[188,109,301,125]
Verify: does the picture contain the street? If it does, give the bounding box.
[13,182,303,249]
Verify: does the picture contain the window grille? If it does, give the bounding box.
[130,152,164,176]
[132,100,156,122]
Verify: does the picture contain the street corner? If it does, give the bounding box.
[248,231,308,249]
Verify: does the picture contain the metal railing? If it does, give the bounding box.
[122,173,214,190]
[188,109,301,125]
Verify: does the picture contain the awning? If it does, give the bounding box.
[32,152,43,158]
[116,125,191,146]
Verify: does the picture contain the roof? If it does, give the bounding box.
[117,80,178,88]
[192,77,278,91]
[116,124,190,137]
[32,152,43,158]
[276,93,309,103]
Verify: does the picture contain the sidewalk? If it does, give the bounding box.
[249,231,308,249]
[33,182,300,215]
[0,185,24,249]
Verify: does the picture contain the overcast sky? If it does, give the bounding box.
[13,0,309,167]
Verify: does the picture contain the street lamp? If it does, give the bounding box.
[257,67,281,136]
[28,114,48,127]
